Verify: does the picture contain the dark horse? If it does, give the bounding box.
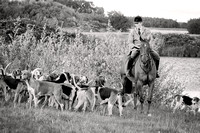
[121,39,156,116]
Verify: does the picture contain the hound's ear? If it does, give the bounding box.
[0,68,4,76]
[25,64,29,71]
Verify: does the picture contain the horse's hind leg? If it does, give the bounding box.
[147,82,155,116]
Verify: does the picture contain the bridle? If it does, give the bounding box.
[139,44,152,73]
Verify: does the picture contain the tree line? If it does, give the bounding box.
[0,0,199,33]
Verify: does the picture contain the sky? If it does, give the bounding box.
[88,0,200,22]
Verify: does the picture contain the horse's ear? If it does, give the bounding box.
[139,37,145,42]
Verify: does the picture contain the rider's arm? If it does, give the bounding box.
[128,29,136,51]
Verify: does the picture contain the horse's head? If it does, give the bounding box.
[139,39,151,66]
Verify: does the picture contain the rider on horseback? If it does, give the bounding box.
[125,16,160,78]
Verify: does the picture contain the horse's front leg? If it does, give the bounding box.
[147,81,155,116]
[136,81,144,113]
[133,92,138,110]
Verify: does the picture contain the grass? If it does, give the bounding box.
[2,54,200,133]
[1,100,200,133]
[0,57,200,133]
[1,28,200,133]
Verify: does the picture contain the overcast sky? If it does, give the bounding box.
[88,0,200,22]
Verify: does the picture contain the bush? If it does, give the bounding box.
[108,11,132,32]
[0,1,79,28]
[0,18,77,44]
[187,18,200,34]
[159,34,200,57]
[153,64,185,106]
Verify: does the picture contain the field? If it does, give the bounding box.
[82,28,189,39]
[149,28,188,34]
[160,57,200,92]
[1,98,200,133]
[1,28,200,133]
[1,57,200,133]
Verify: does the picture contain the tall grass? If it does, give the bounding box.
[0,25,185,103]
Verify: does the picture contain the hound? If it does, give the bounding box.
[48,83,76,110]
[70,74,89,86]
[21,70,64,111]
[31,68,43,80]
[71,75,105,112]
[96,86,123,117]
[13,81,28,107]
[72,74,123,116]
[40,71,76,110]
[0,79,11,101]
[171,94,200,115]
[51,72,72,84]
[0,64,22,103]
[11,69,22,79]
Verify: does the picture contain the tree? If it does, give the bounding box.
[55,0,96,14]
[107,11,132,32]
[179,22,187,28]
[187,18,200,34]
[95,7,104,15]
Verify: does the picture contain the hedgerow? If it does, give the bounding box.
[159,34,200,57]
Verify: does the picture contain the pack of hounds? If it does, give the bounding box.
[0,63,123,116]
[0,63,200,116]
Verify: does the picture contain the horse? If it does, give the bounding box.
[121,39,157,116]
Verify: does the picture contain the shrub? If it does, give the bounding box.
[187,18,200,34]
[160,34,200,57]
[108,11,132,32]
[153,64,185,107]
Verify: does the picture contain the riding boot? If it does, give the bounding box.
[125,57,133,77]
[126,48,139,79]
[155,60,160,78]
